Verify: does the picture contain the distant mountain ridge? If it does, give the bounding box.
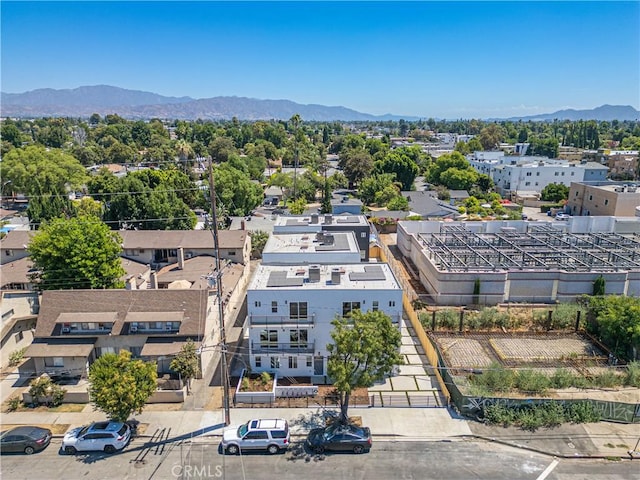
[1,85,637,121]
[0,85,411,121]
[504,104,639,122]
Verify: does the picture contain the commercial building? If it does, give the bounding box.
[397,218,640,306]
[567,181,640,217]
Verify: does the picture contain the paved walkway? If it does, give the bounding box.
[369,320,447,408]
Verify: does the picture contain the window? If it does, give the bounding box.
[389,301,396,307]
[561,172,565,176]
[589,195,593,201]
[100,346,116,356]
[288,356,297,369]
[271,301,278,313]
[555,172,559,176]
[45,357,64,367]
[536,172,540,176]
[360,232,367,238]
[228,251,236,256]
[525,182,530,186]
[289,302,308,320]
[575,191,579,197]
[372,301,379,312]
[526,172,532,176]
[14,331,23,342]
[260,329,278,348]
[306,356,312,368]
[6,250,13,256]
[342,302,361,317]
[130,346,142,358]
[571,172,574,176]
[604,199,609,205]
[255,356,262,368]
[245,431,268,440]
[290,329,308,348]
[270,357,280,369]
[254,301,261,307]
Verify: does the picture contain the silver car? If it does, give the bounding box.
[62,421,131,454]
[221,418,289,455]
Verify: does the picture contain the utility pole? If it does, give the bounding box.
[208,160,231,426]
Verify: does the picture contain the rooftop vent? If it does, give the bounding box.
[325,214,333,224]
[308,265,321,283]
[310,213,319,224]
[331,268,341,285]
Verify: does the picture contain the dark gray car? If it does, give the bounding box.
[0,426,52,455]
[306,423,372,454]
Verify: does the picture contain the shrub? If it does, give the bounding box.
[471,362,515,393]
[483,403,516,427]
[241,377,250,391]
[260,371,272,386]
[518,406,545,431]
[550,368,575,389]
[6,396,22,412]
[435,309,458,330]
[538,401,565,428]
[50,385,66,407]
[516,369,550,395]
[625,361,640,387]
[565,401,601,423]
[8,347,26,367]
[29,376,54,402]
[592,370,622,389]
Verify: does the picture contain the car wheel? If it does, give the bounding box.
[104,445,116,454]
[353,445,364,454]
[226,444,239,455]
[24,446,35,455]
[267,444,279,455]
[65,446,77,455]
[314,445,325,454]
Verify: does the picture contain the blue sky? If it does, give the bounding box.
[1,1,639,119]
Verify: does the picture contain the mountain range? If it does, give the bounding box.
[1,85,638,121]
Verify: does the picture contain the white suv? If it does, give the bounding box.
[222,418,289,455]
[62,421,131,454]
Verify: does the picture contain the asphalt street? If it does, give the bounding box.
[1,437,638,480]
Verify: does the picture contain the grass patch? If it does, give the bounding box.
[2,401,86,413]
[2,424,70,435]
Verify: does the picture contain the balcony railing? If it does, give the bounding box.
[248,314,315,327]
[251,341,315,354]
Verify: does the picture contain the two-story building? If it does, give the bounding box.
[21,289,219,380]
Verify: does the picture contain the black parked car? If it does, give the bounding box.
[0,426,52,455]
[306,423,372,454]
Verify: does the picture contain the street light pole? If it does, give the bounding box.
[208,160,231,426]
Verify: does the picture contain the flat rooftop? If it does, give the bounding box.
[249,263,401,291]
[419,223,640,273]
[273,214,368,229]
[263,231,359,255]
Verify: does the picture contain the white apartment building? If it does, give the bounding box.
[246,263,403,380]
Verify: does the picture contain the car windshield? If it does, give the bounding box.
[78,426,90,437]
[237,424,249,437]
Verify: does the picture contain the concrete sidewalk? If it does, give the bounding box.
[3,405,638,459]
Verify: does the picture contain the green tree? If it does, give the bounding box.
[386,195,409,211]
[478,124,504,150]
[170,340,200,395]
[1,146,87,196]
[212,163,263,216]
[27,215,125,290]
[249,230,269,259]
[288,197,307,215]
[88,350,157,422]
[586,296,640,361]
[540,183,569,202]
[327,310,403,423]
[374,151,419,191]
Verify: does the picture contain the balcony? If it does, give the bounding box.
[248,314,315,327]
[251,341,315,354]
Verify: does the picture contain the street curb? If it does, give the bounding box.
[469,434,631,460]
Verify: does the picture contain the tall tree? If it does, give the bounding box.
[327,310,403,423]
[170,339,200,395]
[1,146,87,196]
[88,350,157,422]
[27,215,125,290]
